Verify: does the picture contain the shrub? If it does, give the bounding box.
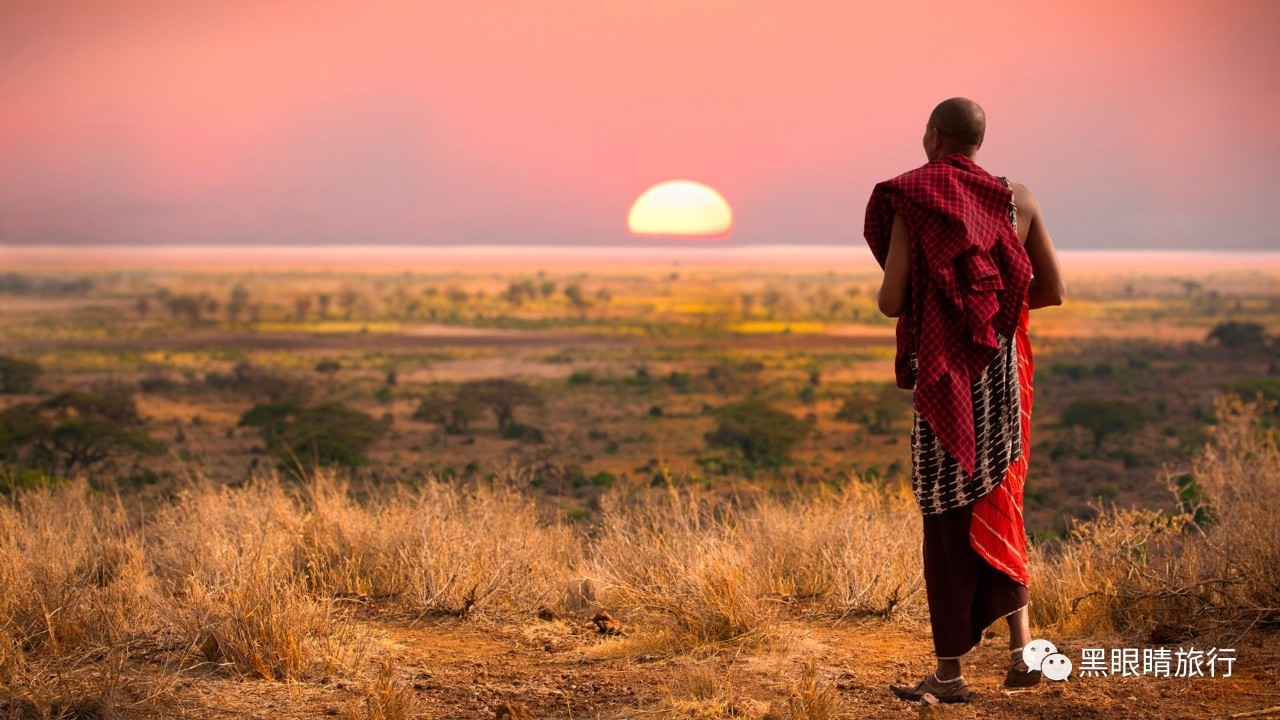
[834,385,907,434]
[500,421,545,443]
[315,359,342,375]
[204,362,313,404]
[1061,398,1147,449]
[1207,321,1268,351]
[567,370,595,386]
[1049,362,1089,381]
[239,402,388,473]
[0,356,41,394]
[665,371,693,393]
[705,399,810,468]
[1224,377,1280,416]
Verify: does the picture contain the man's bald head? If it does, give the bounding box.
[927,97,986,150]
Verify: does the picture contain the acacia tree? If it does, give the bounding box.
[165,294,204,326]
[239,401,387,474]
[454,379,543,433]
[227,283,250,324]
[563,284,591,317]
[412,388,482,434]
[0,390,163,477]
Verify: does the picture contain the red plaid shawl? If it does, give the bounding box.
[864,154,1032,475]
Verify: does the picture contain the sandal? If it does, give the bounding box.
[1004,647,1042,689]
[889,672,973,703]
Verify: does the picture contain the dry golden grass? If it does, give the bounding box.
[583,478,924,657]
[1032,395,1280,638]
[642,656,840,720]
[777,656,840,720]
[293,473,581,618]
[1,397,1276,715]
[341,661,420,720]
[0,489,168,717]
[657,659,745,719]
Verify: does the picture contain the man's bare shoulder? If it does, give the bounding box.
[1007,181,1042,217]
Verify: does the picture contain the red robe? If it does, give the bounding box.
[864,153,1033,588]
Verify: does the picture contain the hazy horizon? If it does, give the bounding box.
[5,243,1279,276]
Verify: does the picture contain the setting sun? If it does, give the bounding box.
[627,180,733,238]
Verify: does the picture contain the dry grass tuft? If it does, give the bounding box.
[777,656,840,720]
[296,471,582,618]
[341,660,420,720]
[0,487,156,661]
[648,658,764,719]
[586,484,786,656]
[745,480,923,618]
[584,478,923,656]
[145,476,365,680]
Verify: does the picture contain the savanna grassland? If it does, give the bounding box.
[2,253,1279,719]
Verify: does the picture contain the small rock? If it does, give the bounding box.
[592,610,624,635]
[835,670,857,690]
[918,693,947,720]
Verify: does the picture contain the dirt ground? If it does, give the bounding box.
[153,613,1280,720]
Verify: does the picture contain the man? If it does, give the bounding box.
[864,97,1066,703]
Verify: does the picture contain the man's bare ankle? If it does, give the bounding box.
[934,661,963,682]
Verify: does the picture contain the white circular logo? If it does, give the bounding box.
[1023,639,1058,672]
[1041,652,1073,681]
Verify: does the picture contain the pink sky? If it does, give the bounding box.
[2,0,1277,249]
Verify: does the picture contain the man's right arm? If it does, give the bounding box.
[1013,183,1066,309]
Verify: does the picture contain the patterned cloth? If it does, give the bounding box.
[909,327,1021,515]
[864,154,1033,475]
